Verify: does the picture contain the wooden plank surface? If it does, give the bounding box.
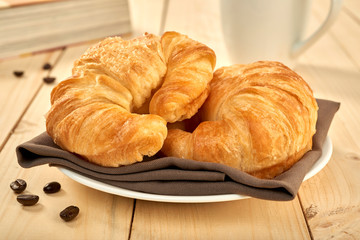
[343,0,360,20]
[1,0,359,239]
[0,50,61,149]
[295,0,360,239]
[131,197,310,240]
[0,44,135,240]
[0,3,165,238]
[130,0,312,239]
[312,0,360,70]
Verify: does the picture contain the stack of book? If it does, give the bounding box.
[0,0,131,59]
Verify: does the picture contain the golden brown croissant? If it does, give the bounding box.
[46,32,216,167]
[149,31,216,122]
[161,61,318,179]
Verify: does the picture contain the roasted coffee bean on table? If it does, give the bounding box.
[13,71,24,77]
[10,179,27,193]
[43,181,61,194]
[60,206,79,222]
[17,194,39,206]
[42,63,52,70]
[43,76,56,84]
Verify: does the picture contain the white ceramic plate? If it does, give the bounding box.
[58,136,332,203]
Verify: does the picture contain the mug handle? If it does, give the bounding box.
[291,0,343,58]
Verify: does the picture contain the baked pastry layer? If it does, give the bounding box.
[46,32,216,167]
[161,61,318,179]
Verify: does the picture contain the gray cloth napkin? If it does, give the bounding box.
[16,99,340,201]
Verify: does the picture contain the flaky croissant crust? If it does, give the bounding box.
[46,31,318,179]
[161,61,318,179]
[46,32,216,167]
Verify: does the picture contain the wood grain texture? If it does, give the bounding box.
[0,50,61,149]
[312,0,360,71]
[0,0,359,239]
[343,0,360,20]
[130,198,310,240]
[0,44,134,240]
[130,1,313,239]
[296,0,360,239]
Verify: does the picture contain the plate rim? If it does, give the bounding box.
[58,136,332,203]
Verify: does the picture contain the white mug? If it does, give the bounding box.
[220,0,343,66]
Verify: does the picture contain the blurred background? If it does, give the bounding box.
[0,0,358,70]
[0,0,131,59]
[1,1,360,239]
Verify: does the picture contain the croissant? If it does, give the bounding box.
[46,32,216,167]
[150,31,216,122]
[161,61,318,179]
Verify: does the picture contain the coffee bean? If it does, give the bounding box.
[17,194,39,206]
[43,76,56,84]
[43,181,61,194]
[60,206,79,222]
[13,71,24,77]
[42,63,52,70]
[10,179,27,193]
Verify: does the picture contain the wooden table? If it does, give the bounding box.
[1,0,359,239]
